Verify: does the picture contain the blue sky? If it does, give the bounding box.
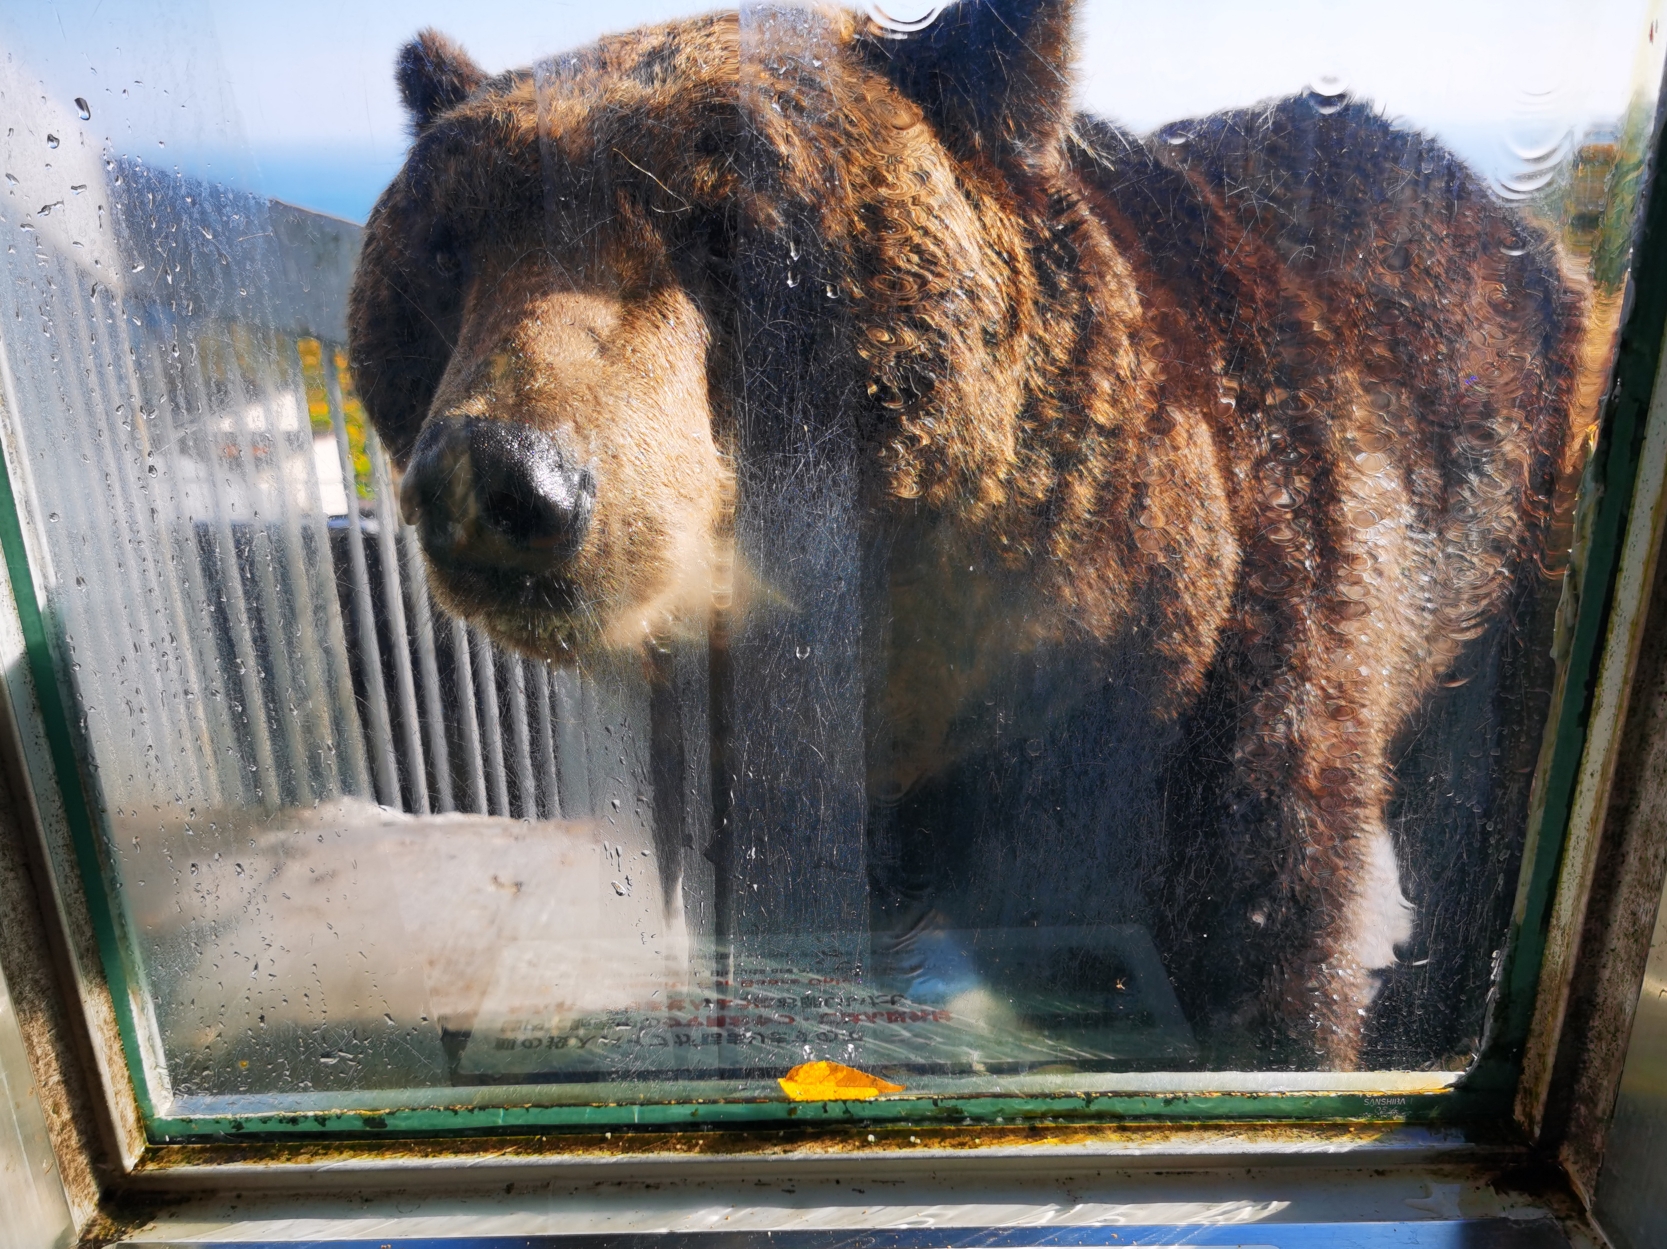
[205,0,705,220]
[8,0,1663,224]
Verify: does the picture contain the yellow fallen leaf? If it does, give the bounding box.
[777,1060,905,1101]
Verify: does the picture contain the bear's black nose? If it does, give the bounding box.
[398,417,595,571]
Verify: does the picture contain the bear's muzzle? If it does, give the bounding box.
[399,416,596,575]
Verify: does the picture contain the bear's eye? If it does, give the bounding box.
[432,249,461,278]
[692,210,734,271]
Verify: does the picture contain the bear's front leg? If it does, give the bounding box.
[1242,712,1414,1067]
[1214,614,1422,1069]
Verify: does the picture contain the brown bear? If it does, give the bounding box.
[347,0,1581,1068]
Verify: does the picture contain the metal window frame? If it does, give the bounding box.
[0,54,1666,1206]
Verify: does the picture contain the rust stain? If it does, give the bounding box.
[129,1117,1476,1175]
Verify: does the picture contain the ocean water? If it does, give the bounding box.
[253,144,406,223]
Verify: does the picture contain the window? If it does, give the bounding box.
[0,0,1663,1145]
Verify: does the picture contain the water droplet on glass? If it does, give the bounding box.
[1307,74,1349,114]
[45,134,59,149]
[1495,165,1559,199]
[1462,421,1501,449]
[3,173,15,186]
[865,0,945,34]
[795,644,811,659]
[1264,484,1298,510]
[147,463,158,477]
[785,268,799,288]
[74,98,90,120]
[47,512,58,522]
[1505,122,1570,166]
[1348,507,1378,530]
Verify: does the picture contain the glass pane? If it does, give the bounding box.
[0,0,1661,1123]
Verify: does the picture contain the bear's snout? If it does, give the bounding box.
[399,417,596,574]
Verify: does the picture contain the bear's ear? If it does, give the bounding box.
[396,29,487,134]
[858,0,1076,163]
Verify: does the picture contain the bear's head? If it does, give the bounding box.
[348,1,1144,662]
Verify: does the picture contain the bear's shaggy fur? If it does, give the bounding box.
[348,0,1581,1066]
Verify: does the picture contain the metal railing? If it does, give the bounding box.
[313,338,581,822]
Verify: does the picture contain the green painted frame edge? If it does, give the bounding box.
[2,85,1665,1151]
[1472,85,1667,1093]
[141,1086,1508,1144]
[0,386,161,1126]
